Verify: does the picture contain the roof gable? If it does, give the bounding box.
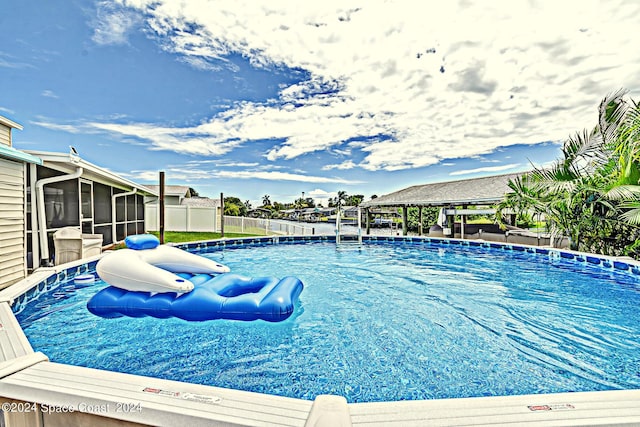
[145,185,191,197]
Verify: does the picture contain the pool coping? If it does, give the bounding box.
[1,235,639,426]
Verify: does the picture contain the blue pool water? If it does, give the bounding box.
[16,240,640,403]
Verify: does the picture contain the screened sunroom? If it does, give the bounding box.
[24,150,156,268]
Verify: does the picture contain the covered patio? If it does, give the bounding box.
[360,172,524,238]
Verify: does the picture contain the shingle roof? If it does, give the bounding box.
[361,172,525,208]
[145,185,191,197]
[181,197,220,207]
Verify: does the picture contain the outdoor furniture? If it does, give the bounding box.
[53,227,103,265]
[428,224,445,237]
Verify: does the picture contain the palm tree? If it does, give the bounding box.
[262,194,271,207]
[498,89,640,254]
[336,191,347,209]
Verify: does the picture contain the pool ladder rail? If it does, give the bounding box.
[335,206,363,246]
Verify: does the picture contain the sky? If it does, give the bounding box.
[2,1,640,207]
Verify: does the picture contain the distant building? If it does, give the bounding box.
[247,208,272,218]
[144,185,192,206]
[144,190,222,233]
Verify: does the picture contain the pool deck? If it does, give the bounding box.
[1,239,640,426]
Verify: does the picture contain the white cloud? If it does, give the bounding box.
[119,167,213,183]
[85,0,640,172]
[185,160,260,167]
[211,170,362,184]
[91,1,141,46]
[0,51,35,69]
[306,188,338,207]
[86,121,244,155]
[41,90,59,99]
[31,120,84,133]
[449,163,522,176]
[322,160,356,170]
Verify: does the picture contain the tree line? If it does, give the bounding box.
[223,192,372,217]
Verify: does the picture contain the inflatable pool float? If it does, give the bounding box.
[87,234,304,322]
[87,272,303,322]
[96,234,230,294]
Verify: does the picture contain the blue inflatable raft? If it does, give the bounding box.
[87,234,304,322]
[87,272,304,322]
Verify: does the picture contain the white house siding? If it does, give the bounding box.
[0,126,10,147]
[0,158,26,289]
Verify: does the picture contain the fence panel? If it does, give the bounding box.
[187,206,218,232]
[145,204,158,231]
[145,205,218,232]
[165,205,188,232]
[145,205,314,235]
[223,216,267,235]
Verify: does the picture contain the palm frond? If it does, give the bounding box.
[598,88,629,145]
[528,164,580,194]
[603,185,640,201]
[620,206,640,225]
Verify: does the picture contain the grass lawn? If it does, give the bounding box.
[148,231,261,244]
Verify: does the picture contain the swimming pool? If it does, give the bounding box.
[15,238,640,403]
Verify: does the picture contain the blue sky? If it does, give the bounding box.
[2,1,639,207]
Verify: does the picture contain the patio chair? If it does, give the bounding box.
[53,227,103,265]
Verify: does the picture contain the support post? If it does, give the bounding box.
[220,192,225,237]
[365,208,371,235]
[357,206,362,244]
[401,206,408,236]
[336,206,341,244]
[418,206,423,236]
[461,205,466,239]
[29,163,39,269]
[159,171,165,244]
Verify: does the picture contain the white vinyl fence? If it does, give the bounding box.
[224,217,314,235]
[145,204,218,232]
[145,204,314,235]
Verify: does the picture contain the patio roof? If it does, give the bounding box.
[25,150,157,195]
[0,144,42,165]
[361,172,526,208]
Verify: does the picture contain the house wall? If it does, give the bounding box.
[0,158,27,289]
[0,125,10,147]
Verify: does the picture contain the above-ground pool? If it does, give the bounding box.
[15,238,640,403]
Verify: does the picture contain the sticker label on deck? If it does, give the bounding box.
[143,387,222,404]
[528,403,575,411]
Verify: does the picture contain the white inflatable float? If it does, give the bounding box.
[96,235,229,294]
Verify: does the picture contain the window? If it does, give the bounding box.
[43,179,79,228]
[115,190,126,222]
[136,195,144,220]
[94,183,112,224]
[126,194,136,221]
